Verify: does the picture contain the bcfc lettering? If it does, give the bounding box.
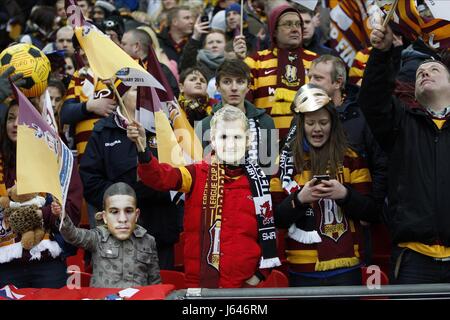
[262,231,276,241]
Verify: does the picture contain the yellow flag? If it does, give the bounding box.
[15,85,64,204]
[74,26,163,89]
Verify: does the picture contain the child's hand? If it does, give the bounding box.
[51,201,62,216]
[127,120,146,152]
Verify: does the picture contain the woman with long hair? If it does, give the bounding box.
[0,99,83,288]
[272,84,380,287]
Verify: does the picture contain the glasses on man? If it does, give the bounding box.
[278,21,302,30]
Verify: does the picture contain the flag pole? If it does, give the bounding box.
[108,81,145,151]
[382,0,399,28]
[240,0,244,36]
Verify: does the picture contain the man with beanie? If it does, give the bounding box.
[225,3,261,54]
[237,3,318,140]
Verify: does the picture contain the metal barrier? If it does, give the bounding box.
[165,284,450,300]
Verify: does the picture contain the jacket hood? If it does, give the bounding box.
[268,3,302,48]
[401,44,433,61]
[338,83,360,112]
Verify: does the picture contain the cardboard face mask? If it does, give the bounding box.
[103,195,140,240]
[211,120,248,165]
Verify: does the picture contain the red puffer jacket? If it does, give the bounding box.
[138,157,262,288]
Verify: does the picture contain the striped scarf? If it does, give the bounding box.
[279,124,359,271]
[279,124,322,244]
[0,158,61,263]
[247,118,260,165]
[199,157,281,287]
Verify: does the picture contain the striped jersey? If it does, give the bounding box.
[63,69,125,160]
[245,47,317,137]
[270,149,372,272]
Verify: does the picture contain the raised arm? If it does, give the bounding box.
[52,202,98,252]
[357,24,405,153]
[127,121,194,193]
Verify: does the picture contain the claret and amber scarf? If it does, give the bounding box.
[199,157,281,287]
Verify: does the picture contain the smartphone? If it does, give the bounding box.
[200,15,209,23]
[313,174,330,185]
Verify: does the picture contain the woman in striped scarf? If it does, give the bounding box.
[272,84,381,286]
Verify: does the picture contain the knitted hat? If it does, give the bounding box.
[225,3,247,21]
[102,15,124,39]
[95,0,117,14]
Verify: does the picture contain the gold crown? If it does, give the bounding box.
[293,84,331,113]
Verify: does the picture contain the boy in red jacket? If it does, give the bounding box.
[127,106,280,288]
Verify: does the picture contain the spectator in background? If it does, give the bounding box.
[46,78,66,118]
[238,3,318,140]
[296,6,334,56]
[206,40,238,98]
[224,3,261,54]
[158,6,194,67]
[178,66,215,126]
[121,28,179,97]
[55,0,67,21]
[92,0,118,25]
[101,15,125,46]
[147,0,179,32]
[77,0,93,20]
[179,17,226,81]
[55,26,75,56]
[45,78,72,147]
[19,5,58,50]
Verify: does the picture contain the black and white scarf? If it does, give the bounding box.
[199,156,281,287]
[279,123,322,244]
[247,118,260,165]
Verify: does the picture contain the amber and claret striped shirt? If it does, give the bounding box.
[245,47,317,137]
[270,149,373,272]
[63,71,125,160]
